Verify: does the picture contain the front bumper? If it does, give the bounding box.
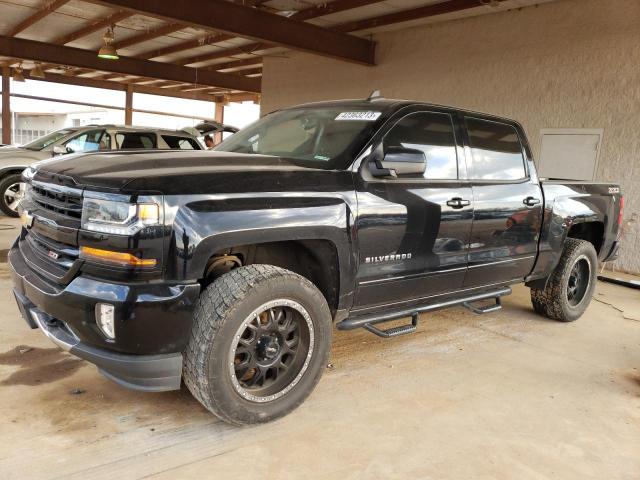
[9,240,201,392]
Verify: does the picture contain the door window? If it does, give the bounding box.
[383,112,458,180]
[465,118,526,180]
[64,129,108,153]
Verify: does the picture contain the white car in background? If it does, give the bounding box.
[0,122,237,217]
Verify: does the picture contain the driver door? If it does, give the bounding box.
[353,109,474,311]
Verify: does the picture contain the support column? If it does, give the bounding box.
[124,84,133,126]
[2,66,11,145]
[214,101,224,145]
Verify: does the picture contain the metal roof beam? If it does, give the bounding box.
[0,35,261,92]
[5,0,70,36]
[95,0,375,65]
[53,10,133,44]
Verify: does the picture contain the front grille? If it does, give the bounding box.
[31,182,83,220]
[20,180,83,285]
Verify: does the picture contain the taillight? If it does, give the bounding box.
[618,196,624,226]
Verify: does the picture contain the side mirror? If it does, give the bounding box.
[52,145,68,155]
[370,146,426,178]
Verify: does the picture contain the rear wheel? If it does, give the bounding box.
[0,174,25,217]
[183,265,332,425]
[530,238,598,322]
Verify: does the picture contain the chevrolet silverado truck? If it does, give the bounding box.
[10,97,622,425]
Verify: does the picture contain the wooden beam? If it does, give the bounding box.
[0,35,261,92]
[136,34,234,60]
[95,0,375,64]
[125,84,133,125]
[134,1,375,63]
[5,0,70,37]
[19,71,220,102]
[290,0,384,22]
[334,0,508,32]
[10,93,221,122]
[214,102,224,144]
[209,58,263,72]
[113,22,184,50]
[2,66,10,144]
[53,10,133,45]
[178,43,267,66]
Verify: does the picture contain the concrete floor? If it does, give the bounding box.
[0,262,638,480]
[0,216,20,259]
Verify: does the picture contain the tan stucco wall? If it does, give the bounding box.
[261,0,640,273]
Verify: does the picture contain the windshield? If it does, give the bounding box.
[22,129,75,150]
[214,106,384,169]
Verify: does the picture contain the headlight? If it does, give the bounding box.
[81,198,160,235]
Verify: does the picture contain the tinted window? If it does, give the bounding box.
[64,130,108,153]
[384,111,458,179]
[161,135,200,150]
[116,132,157,149]
[465,118,526,180]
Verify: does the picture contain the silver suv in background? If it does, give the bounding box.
[0,122,236,217]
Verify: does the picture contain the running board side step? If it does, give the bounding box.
[364,313,419,338]
[337,287,512,337]
[463,296,502,314]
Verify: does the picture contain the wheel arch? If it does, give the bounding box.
[200,239,342,318]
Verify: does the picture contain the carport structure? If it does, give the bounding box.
[0,0,534,145]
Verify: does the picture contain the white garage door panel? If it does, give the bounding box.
[538,130,603,181]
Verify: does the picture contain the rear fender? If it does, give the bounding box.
[527,189,608,285]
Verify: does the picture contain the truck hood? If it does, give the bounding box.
[34,150,341,194]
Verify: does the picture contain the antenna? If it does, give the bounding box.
[367,90,383,101]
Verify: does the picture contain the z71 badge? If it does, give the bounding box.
[365,253,412,264]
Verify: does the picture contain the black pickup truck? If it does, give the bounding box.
[10,97,622,425]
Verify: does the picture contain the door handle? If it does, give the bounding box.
[446,197,471,209]
[523,196,541,207]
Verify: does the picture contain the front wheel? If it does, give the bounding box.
[0,174,25,217]
[530,238,598,322]
[183,265,332,425]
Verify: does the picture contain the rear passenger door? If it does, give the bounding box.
[461,116,543,287]
[353,109,474,310]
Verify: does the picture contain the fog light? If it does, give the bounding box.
[96,303,115,339]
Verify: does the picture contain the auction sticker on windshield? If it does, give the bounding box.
[335,111,382,121]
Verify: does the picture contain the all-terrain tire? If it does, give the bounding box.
[530,238,598,322]
[0,174,24,217]
[183,265,332,425]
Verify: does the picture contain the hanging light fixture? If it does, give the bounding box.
[30,62,45,79]
[12,65,25,82]
[98,25,119,60]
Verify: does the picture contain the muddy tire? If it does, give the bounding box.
[183,265,332,425]
[0,174,25,217]
[530,238,598,322]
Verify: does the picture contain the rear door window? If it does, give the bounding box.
[116,132,157,149]
[465,117,526,180]
[161,135,200,150]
